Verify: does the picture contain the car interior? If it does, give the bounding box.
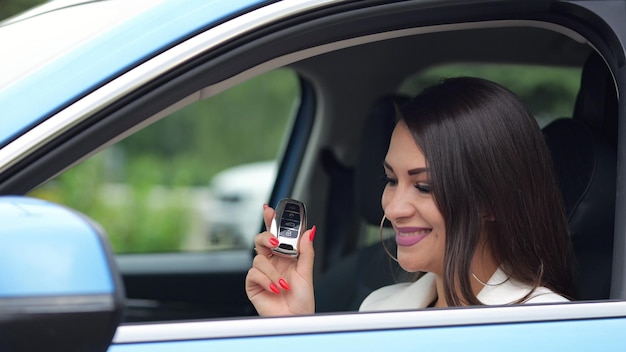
[312,49,617,312]
[293,28,617,309]
[17,2,620,323]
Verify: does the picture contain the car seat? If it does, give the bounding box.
[315,95,409,312]
[543,118,616,300]
[573,52,618,151]
[542,51,618,300]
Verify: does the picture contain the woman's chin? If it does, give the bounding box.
[397,253,424,273]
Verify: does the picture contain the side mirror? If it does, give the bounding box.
[0,196,124,352]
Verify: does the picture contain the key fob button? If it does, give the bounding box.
[278,243,294,250]
[285,203,300,212]
[282,210,300,222]
[280,218,299,230]
[279,229,298,238]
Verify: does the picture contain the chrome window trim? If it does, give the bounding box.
[113,301,626,343]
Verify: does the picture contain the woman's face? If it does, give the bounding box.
[382,120,446,274]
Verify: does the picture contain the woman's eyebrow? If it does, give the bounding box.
[383,161,428,175]
[408,167,429,175]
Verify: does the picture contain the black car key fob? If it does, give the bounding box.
[270,198,306,257]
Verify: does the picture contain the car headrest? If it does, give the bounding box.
[543,118,616,239]
[543,118,616,299]
[574,51,618,150]
[355,95,410,225]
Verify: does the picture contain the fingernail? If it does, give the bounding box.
[270,283,280,294]
[309,225,316,242]
[263,203,269,209]
[269,237,279,246]
[279,278,290,290]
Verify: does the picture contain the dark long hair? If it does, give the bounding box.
[398,77,576,306]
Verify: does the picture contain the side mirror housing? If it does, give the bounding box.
[0,196,124,352]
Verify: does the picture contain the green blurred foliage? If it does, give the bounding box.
[31,153,191,253]
[119,69,298,185]
[33,70,298,253]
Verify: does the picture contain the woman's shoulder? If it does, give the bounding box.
[478,268,570,305]
[358,272,437,312]
[523,286,570,304]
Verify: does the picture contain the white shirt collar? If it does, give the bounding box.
[359,267,567,312]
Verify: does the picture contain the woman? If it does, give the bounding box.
[245,77,576,316]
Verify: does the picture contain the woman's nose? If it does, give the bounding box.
[382,187,414,221]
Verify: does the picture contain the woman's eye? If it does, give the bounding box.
[415,183,431,193]
[382,175,397,186]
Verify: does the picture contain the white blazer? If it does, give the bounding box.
[359,267,569,311]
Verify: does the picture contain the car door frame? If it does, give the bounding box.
[0,0,625,337]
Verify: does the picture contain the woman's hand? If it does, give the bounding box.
[245,205,316,316]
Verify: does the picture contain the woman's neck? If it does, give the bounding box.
[433,241,499,307]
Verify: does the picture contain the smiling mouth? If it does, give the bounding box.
[395,227,431,247]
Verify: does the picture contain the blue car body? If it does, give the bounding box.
[0,0,625,350]
[0,0,264,145]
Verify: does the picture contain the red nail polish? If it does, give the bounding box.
[309,225,316,242]
[269,237,279,246]
[270,283,280,294]
[279,278,290,290]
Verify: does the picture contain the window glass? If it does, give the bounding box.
[30,69,299,254]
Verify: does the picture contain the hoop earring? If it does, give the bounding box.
[380,215,398,262]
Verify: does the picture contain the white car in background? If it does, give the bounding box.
[207,161,276,248]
